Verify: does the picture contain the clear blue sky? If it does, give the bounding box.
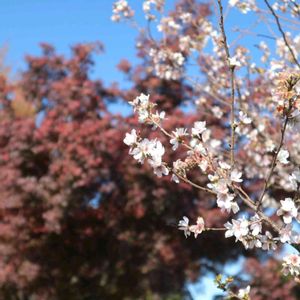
[0,0,276,85]
[0,0,142,86]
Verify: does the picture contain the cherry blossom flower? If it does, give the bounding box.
[198,159,208,172]
[277,149,289,164]
[191,121,207,137]
[239,111,252,124]
[201,129,211,143]
[242,235,262,249]
[170,128,188,150]
[189,217,205,238]
[219,161,231,170]
[250,215,262,236]
[130,138,153,163]
[179,12,192,24]
[178,216,191,238]
[151,111,166,129]
[289,169,300,190]
[282,254,300,276]
[229,0,256,14]
[149,48,185,80]
[228,56,241,67]
[237,285,251,299]
[153,164,169,177]
[128,93,151,123]
[212,106,223,118]
[279,224,294,243]
[111,0,134,22]
[129,93,150,108]
[171,174,180,183]
[157,17,180,34]
[261,231,277,251]
[224,218,249,241]
[217,193,239,214]
[230,169,243,183]
[277,198,298,224]
[123,129,138,147]
[208,178,229,195]
[143,0,164,20]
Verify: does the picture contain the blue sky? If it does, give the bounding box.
[0,0,277,84]
[0,0,140,86]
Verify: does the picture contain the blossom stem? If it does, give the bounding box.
[205,227,226,231]
[234,185,300,253]
[256,115,289,211]
[174,171,216,195]
[150,117,193,151]
[216,0,236,167]
[263,0,300,69]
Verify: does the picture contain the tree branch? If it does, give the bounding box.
[264,0,300,69]
[256,114,289,211]
[216,0,236,167]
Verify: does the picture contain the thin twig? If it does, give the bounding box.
[256,115,289,211]
[174,171,217,195]
[235,186,280,232]
[205,227,226,231]
[216,0,236,167]
[234,185,300,253]
[150,117,193,151]
[263,0,300,69]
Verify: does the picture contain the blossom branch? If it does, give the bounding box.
[263,0,300,69]
[235,185,300,253]
[205,227,226,231]
[149,116,194,151]
[256,114,289,211]
[234,185,280,232]
[216,0,236,167]
[173,171,216,195]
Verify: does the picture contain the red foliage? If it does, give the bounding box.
[0,43,296,299]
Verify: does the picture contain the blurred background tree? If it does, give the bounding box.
[0,41,239,300]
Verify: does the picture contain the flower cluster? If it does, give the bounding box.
[237,285,251,300]
[143,0,164,20]
[277,149,289,164]
[282,254,300,276]
[277,198,298,224]
[225,218,249,241]
[289,169,300,190]
[157,16,181,35]
[124,129,169,177]
[224,216,284,250]
[170,128,188,151]
[128,93,166,126]
[111,0,134,22]
[178,216,205,238]
[208,168,242,214]
[273,72,300,116]
[229,0,257,14]
[149,48,185,80]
